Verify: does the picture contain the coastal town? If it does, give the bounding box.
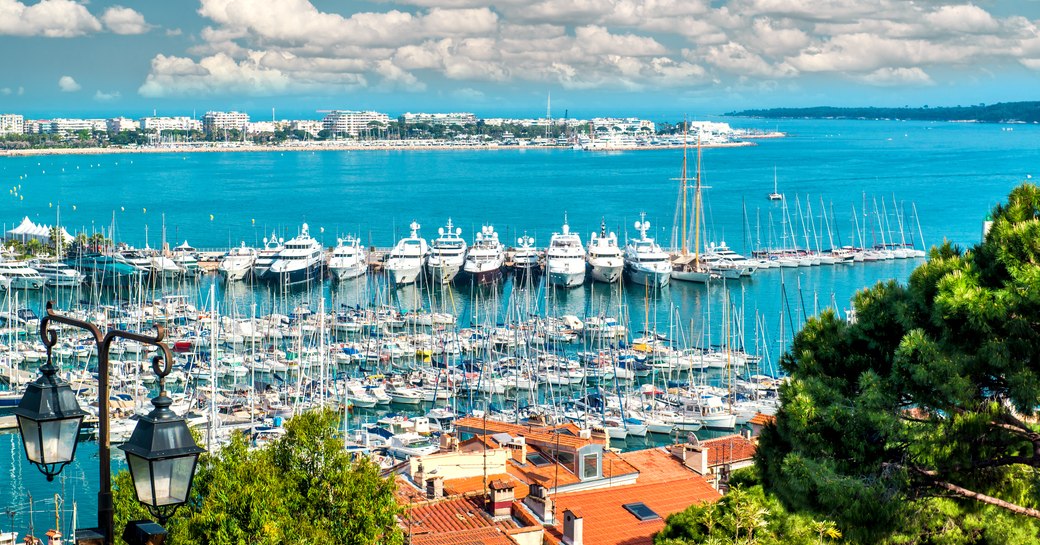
[0,109,780,155]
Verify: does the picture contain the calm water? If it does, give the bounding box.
[0,118,1034,536]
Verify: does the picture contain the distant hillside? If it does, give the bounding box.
[727,102,1040,123]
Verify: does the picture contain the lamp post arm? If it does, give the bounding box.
[40,302,173,545]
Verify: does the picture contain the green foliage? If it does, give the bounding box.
[654,470,844,545]
[727,102,1040,123]
[757,183,1040,544]
[112,409,402,545]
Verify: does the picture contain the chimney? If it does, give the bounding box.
[563,509,583,545]
[439,433,458,451]
[671,443,709,475]
[487,480,515,519]
[414,461,425,486]
[510,436,527,462]
[524,483,555,524]
[425,476,444,500]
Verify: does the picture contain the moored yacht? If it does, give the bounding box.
[701,241,756,278]
[171,241,200,276]
[462,225,504,285]
[328,235,368,281]
[66,253,143,288]
[252,232,283,281]
[385,222,428,286]
[546,217,586,288]
[425,218,466,284]
[218,242,257,282]
[586,218,623,283]
[624,214,671,288]
[267,223,325,286]
[31,260,85,287]
[0,261,45,289]
[511,234,540,281]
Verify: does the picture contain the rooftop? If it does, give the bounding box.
[544,478,721,545]
[403,496,515,536]
[619,447,700,484]
[700,435,757,468]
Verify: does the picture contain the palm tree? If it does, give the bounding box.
[24,238,44,256]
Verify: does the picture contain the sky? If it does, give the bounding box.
[2,0,1040,119]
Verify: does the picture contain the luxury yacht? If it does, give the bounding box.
[328,236,368,281]
[252,231,283,281]
[511,234,540,281]
[30,260,85,287]
[701,241,756,278]
[267,223,325,286]
[66,253,143,288]
[425,219,466,284]
[171,241,200,276]
[385,222,428,286]
[624,214,671,288]
[546,218,585,288]
[0,261,45,289]
[463,225,504,285]
[218,242,258,282]
[586,219,623,283]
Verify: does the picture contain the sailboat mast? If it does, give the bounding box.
[693,134,703,263]
[680,123,689,256]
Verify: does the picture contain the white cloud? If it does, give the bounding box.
[58,75,80,92]
[101,6,150,35]
[129,0,1040,98]
[94,90,122,101]
[0,0,102,37]
[855,66,933,86]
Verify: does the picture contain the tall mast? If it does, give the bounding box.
[680,122,689,256]
[693,133,703,264]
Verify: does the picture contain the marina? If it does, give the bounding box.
[0,117,1032,536]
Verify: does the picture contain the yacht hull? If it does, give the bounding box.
[589,262,622,283]
[548,269,585,288]
[626,266,670,288]
[388,265,423,286]
[270,263,324,286]
[464,266,503,286]
[426,262,462,284]
[331,264,367,281]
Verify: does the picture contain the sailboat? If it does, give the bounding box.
[768,166,783,201]
[670,132,712,283]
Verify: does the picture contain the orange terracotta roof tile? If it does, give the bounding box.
[411,527,517,545]
[443,473,530,500]
[544,478,721,545]
[454,417,605,450]
[404,496,517,536]
[700,435,756,467]
[396,474,428,504]
[619,447,698,484]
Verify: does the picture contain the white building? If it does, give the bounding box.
[590,117,656,133]
[321,110,390,137]
[202,111,250,134]
[106,117,140,132]
[0,114,24,136]
[245,121,278,134]
[49,118,107,135]
[139,116,202,132]
[290,120,323,137]
[401,112,477,126]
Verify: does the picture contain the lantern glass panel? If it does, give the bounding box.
[128,453,154,506]
[17,416,42,464]
[152,456,197,506]
[49,418,81,463]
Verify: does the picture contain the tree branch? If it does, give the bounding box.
[907,465,1040,519]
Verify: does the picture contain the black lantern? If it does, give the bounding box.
[14,359,87,481]
[118,391,204,523]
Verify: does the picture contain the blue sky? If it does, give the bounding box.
[2,0,1040,119]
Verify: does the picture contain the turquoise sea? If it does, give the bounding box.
[0,117,1035,535]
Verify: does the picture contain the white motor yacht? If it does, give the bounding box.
[546,218,585,288]
[218,242,257,282]
[586,219,623,283]
[171,241,200,275]
[328,235,368,281]
[252,231,283,281]
[511,234,540,281]
[701,241,756,278]
[385,222,428,286]
[463,225,504,285]
[31,260,85,287]
[624,214,671,288]
[267,223,325,286]
[425,218,466,284]
[0,261,44,289]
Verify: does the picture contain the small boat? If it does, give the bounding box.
[768,166,783,201]
[386,432,439,458]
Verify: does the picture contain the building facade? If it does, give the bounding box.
[139,116,202,132]
[202,111,250,134]
[0,114,24,136]
[321,110,390,137]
